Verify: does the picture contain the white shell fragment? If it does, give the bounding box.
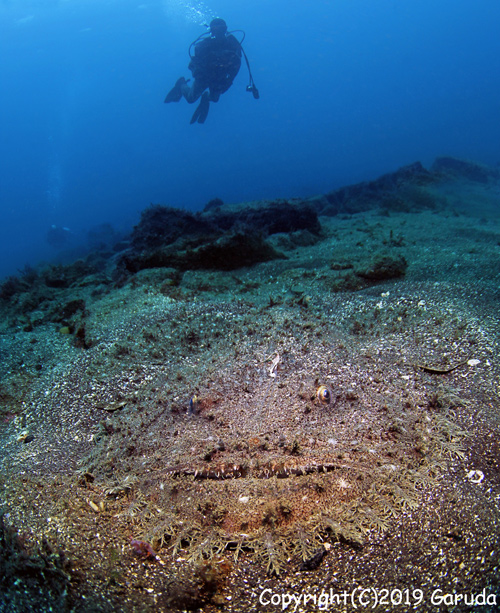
[467,359,481,367]
[466,470,484,484]
[269,352,280,378]
[88,500,100,513]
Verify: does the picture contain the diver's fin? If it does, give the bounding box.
[197,92,210,123]
[189,105,200,124]
[190,92,210,124]
[190,93,210,124]
[164,77,186,103]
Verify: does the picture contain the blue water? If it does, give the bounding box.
[1,0,499,278]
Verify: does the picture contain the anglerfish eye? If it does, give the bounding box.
[316,385,332,404]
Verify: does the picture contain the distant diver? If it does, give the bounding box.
[164,18,259,124]
[46,225,72,248]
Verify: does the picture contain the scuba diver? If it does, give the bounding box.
[46,225,73,248]
[164,18,259,124]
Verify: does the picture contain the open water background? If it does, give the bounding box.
[1,0,499,277]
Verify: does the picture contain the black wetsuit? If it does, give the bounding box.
[185,34,242,103]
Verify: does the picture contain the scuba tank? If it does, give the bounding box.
[189,28,259,99]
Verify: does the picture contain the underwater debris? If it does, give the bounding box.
[466,470,484,484]
[188,394,198,415]
[87,499,103,513]
[269,352,280,378]
[97,400,128,412]
[130,538,157,560]
[416,361,468,375]
[17,431,34,443]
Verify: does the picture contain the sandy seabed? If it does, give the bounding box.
[1,167,499,612]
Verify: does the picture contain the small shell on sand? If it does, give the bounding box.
[316,385,332,404]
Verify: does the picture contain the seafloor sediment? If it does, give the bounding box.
[0,158,499,612]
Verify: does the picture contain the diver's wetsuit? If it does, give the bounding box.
[165,31,242,123]
[183,34,241,103]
